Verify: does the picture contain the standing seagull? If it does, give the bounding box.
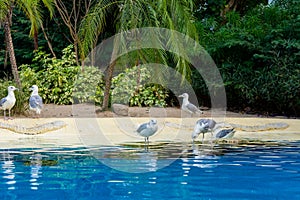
[0,86,18,120]
[136,119,158,144]
[29,85,43,117]
[179,93,203,116]
[192,119,216,143]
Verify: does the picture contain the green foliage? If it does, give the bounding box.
[197,0,300,115]
[112,65,169,107]
[73,66,105,104]
[19,45,105,105]
[0,9,33,76]
[19,45,78,104]
[130,84,169,107]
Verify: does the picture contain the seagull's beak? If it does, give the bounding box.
[178,94,183,98]
[15,88,19,91]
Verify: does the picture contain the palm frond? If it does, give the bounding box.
[78,0,119,59]
[0,0,9,23]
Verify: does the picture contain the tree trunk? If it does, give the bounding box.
[33,28,39,50]
[4,17,21,88]
[41,23,56,58]
[4,35,8,70]
[102,59,116,110]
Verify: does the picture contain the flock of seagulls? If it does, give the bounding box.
[136,93,235,144]
[0,85,43,120]
[1,88,233,144]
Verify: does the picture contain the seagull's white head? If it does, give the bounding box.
[149,119,157,126]
[8,86,18,92]
[191,122,201,140]
[178,93,189,99]
[30,85,39,92]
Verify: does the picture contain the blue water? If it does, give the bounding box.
[1,142,300,199]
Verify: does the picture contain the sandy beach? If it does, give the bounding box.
[0,105,299,149]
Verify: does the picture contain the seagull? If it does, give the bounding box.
[178,93,203,116]
[136,119,158,144]
[215,128,235,139]
[0,86,18,120]
[29,85,43,117]
[192,119,216,143]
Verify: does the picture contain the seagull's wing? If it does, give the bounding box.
[186,103,201,114]
[197,119,216,129]
[136,123,148,133]
[29,95,43,109]
[215,128,235,138]
[0,97,7,107]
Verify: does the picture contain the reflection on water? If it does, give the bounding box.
[93,142,188,173]
[1,152,16,190]
[29,154,43,190]
[0,141,300,199]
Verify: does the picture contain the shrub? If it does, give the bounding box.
[72,66,105,104]
[20,45,105,105]
[112,65,169,107]
[196,0,300,116]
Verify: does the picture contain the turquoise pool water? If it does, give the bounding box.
[1,142,300,199]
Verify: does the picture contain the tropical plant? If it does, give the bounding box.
[112,65,151,105]
[54,0,97,65]
[72,66,105,104]
[0,0,20,87]
[17,0,55,50]
[130,84,169,107]
[0,0,55,87]
[197,0,300,115]
[19,45,106,105]
[78,0,199,110]
[112,65,169,107]
[19,45,78,104]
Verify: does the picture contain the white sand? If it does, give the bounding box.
[0,117,299,149]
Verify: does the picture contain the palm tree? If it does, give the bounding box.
[0,0,21,87]
[79,0,198,110]
[17,0,55,51]
[0,0,54,87]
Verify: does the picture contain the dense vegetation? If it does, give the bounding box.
[0,0,299,116]
[197,0,300,116]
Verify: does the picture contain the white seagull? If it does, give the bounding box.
[215,128,235,139]
[136,119,158,143]
[29,85,43,117]
[179,93,203,116]
[0,86,18,120]
[192,119,216,143]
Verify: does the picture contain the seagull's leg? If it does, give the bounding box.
[8,109,11,119]
[202,133,204,144]
[211,131,213,142]
[4,110,7,120]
